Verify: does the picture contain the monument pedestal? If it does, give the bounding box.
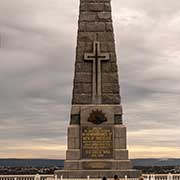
[55,105,141,178]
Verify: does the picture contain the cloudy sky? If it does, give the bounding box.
[0,0,180,159]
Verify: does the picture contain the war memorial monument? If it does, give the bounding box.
[55,0,141,178]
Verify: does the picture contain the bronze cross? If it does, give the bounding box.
[84,41,110,104]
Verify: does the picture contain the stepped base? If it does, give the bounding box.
[55,169,141,178]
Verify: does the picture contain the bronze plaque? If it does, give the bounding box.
[81,126,113,159]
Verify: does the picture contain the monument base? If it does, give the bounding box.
[55,169,141,178]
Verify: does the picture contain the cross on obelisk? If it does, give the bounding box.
[84,41,110,104]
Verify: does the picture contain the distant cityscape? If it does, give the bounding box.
[0,159,180,175]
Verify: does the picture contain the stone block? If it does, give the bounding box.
[75,62,92,72]
[70,114,80,125]
[114,137,126,149]
[68,125,80,138]
[100,42,108,52]
[78,32,96,42]
[73,83,92,93]
[77,41,93,52]
[86,22,105,32]
[97,32,114,42]
[80,2,87,11]
[114,149,128,160]
[104,2,111,11]
[102,83,120,93]
[114,160,132,169]
[72,94,92,104]
[114,125,126,138]
[75,51,84,62]
[100,42,115,52]
[64,161,79,170]
[79,22,86,32]
[113,105,123,114]
[88,3,104,12]
[109,52,117,62]
[114,114,122,124]
[79,12,96,22]
[66,150,80,160]
[102,94,121,104]
[74,72,92,83]
[68,137,80,149]
[101,62,118,73]
[97,12,111,21]
[102,72,119,83]
[106,22,113,31]
[71,105,80,114]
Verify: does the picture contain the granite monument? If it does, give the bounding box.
[55,0,141,178]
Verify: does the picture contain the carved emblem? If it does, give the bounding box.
[88,109,107,124]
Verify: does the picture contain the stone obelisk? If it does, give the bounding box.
[55,0,141,178]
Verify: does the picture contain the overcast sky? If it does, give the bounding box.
[0,0,180,159]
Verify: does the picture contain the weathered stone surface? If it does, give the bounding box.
[76,52,84,62]
[78,32,96,42]
[79,12,96,22]
[114,150,128,160]
[75,62,92,72]
[79,22,86,32]
[66,150,80,160]
[71,105,81,115]
[77,41,93,52]
[114,105,123,114]
[86,22,105,32]
[114,137,126,149]
[114,114,123,124]
[109,52,117,62]
[102,72,119,83]
[102,94,121,104]
[68,137,80,149]
[70,114,80,125]
[106,22,113,31]
[114,160,132,170]
[100,42,116,52]
[74,72,92,83]
[64,161,79,170]
[104,2,111,11]
[68,125,80,138]
[72,94,92,104]
[73,83,92,93]
[88,3,104,12]
[102,83,119,93]
[80,3,87,11]
[114,125,126,138]
[97,32,114,42]
[101,62,118,73]
[97,12,111,21]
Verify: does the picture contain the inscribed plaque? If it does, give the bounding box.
[81,126,113,159]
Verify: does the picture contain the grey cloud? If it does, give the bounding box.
[0,0,180,158]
